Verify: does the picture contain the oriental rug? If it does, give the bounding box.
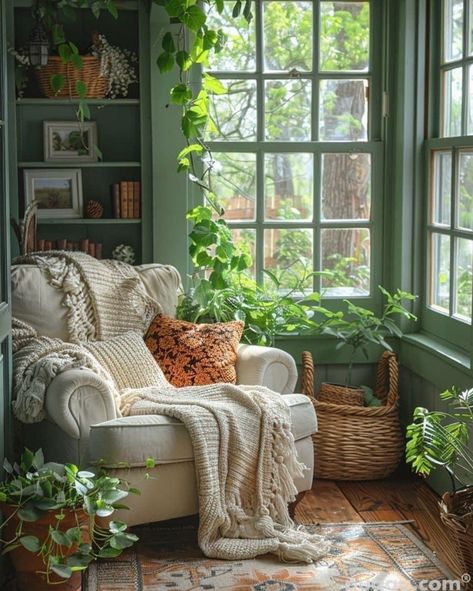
[83,521,457,591]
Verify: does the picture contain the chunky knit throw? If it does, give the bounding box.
[120,384,330,563]
[15,251,161,342]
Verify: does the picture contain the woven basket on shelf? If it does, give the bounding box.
[317,382,364,406]
[301,350,404,481]
[439,488,473,585]
[36,56,108,99]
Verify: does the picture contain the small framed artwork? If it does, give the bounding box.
[24,169,83,218]
[43,121,98,162]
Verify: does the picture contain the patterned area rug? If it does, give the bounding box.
[83,521,455,591]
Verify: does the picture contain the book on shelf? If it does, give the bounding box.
[35,239,103,259]
[112,180,141,219]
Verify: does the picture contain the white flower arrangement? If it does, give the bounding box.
[93,34,138,99]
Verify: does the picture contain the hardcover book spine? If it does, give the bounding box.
[127,181,134,219]
[120,181,129,219]
[133,181,140,219]
[57,239,67,251]
[95,243,103,260]
[88,242,96,258]
[37,239,45,252]
[80,239,89,253]
[112,183,121,219]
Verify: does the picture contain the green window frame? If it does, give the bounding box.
[204,0,385,306]
[424,0,473,351]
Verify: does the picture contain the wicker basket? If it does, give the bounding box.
[440,488,473,585]
[301,350,404,480]
[318,382,364,406]
[36,56,108,99]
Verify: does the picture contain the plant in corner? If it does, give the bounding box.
[318,287,417,406]
[406,387,473,578]
[0,448,138,591]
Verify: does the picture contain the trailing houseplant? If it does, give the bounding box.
[406,387,473,579]
[317,287,417,405]
[0,448,138,590]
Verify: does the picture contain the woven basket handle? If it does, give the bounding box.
[375,351,399,407]
[301,351,315,399]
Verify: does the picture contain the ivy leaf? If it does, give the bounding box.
[58,43,71,64]
[106,0,118,19]
[170,83,192,105]
[203,74,226,95]
[162,32,175,53]
[177,144,203,160]
[51,564,72,579]
[165,0,185,18]
[203,30,218,50]
[71,54,82,69]
[52,24,65,45]
[157,51,175,73]
[232,0,242,18]
[75,80,87,100]
[51,530,72,547]
[91,1,102,18]
[243,0,253,22]
[19,536,40,553]
[182,5,206,32]
[215,0,224,12]
[176,50,192,71]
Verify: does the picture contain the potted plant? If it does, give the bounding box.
[406,387,473,580]
[318,286,417,405]
[0,448,138,591]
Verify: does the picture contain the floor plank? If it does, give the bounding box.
[296,480,363,524]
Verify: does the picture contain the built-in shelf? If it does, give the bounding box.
[38,218,141,225]
[14,0,139,10]
[19,161,141,168]
[16,98,140,106]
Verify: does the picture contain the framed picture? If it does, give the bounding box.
[43,121,98,162]
[24,169,83,218]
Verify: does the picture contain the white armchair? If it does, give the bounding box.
[11,262,317,526]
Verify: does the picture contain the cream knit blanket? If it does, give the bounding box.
[120,384,330,563]
[15,251,161,342]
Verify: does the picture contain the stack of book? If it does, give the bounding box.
[37,239,103,259]
[112,181,141,219]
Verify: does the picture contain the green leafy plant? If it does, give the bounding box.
[319,287,417,386]
[177,204,334,346]
[0,448,138,583]
[406,387,473,489]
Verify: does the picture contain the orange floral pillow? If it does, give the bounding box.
[144,315,244,387]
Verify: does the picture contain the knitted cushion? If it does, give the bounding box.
[144,315,244,387]
[85,331,170,391]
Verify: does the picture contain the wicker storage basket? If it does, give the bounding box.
[301,350,404,480]
[439,488,473,585]
[36,56,108,99]
[318,382,364,406]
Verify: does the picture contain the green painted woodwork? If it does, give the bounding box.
[0,0,12,464]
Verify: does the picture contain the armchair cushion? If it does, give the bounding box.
[144,315,244,387]
[88,393,316,467]
[84,331,169,391]
[236,344,298,393]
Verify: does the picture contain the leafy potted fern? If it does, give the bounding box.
[318,286,417,406]
[406,387,473,579]
[0,448,138,591]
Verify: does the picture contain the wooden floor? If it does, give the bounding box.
[295,469,459,575]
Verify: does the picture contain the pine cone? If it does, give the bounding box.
[85,200,104,219]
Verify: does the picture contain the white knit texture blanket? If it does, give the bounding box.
[120,384,330,563]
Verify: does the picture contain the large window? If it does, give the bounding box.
[205,0,383,298]
[425,0,473,348]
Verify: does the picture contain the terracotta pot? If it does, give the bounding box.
[1,504,89,591]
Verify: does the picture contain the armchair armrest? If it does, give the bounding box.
[236,344,298,394]
[45,368,118,440]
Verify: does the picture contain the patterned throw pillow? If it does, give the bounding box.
[144,315,245,387]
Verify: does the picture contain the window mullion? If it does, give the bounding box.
[450,148,458,316]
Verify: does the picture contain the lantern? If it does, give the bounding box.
[28,23,49,67]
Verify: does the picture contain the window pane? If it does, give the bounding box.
[232,228,256,277]
[444,0,463,62]
[320,2,370,71]
[321,228,370,296]
[455,238,473,320]
[263,1,312,72]
[265,80,311,140]
[431,151,452,225]
[442,68,463,137]
[208,79,257,141]
[430,232,451,313]
[264,228,313,289]
[264,153,313,221]
[321,153,371,220]
[319,79,368,141]
[211,153,256,221]
[468,65,473,133]
[458,150,473,230]
[206,3,256,71]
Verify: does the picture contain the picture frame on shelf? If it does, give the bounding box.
[43,121,98,162]
[24,169,83,218]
